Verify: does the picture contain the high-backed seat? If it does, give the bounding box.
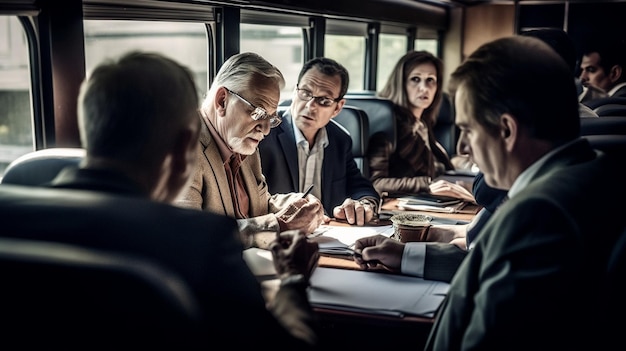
[583,134,626,155]
[331,105,370,177]
[1,147,85,185]
[0,236,204,349]
[344,95,397,154]
[580,116,626,135]
[434,92,458,156]
[345,93,458,157]
[593,104,626,117]
[602,225,626,348]
[583,96,626,110]
[582,96,626,116]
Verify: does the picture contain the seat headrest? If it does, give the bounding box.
[1,148,85,186]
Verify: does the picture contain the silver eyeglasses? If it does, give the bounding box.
[295,84,341,107]
[224,87,282,128]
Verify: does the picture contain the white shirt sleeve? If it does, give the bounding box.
[401,242,427,277]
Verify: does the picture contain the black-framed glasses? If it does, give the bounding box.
[295,84,341,107]
[224,87,282,128]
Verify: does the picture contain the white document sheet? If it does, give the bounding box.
[310,224,394,256]
[242,248,276,278]
[309,267,449,318]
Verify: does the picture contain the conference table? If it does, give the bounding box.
[244,195,481,349]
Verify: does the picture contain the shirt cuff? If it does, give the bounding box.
[401,242,426,277]
[279,274,308,287]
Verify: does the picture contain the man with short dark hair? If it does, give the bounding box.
[355,36,626,350]
[259,57,380,226]
[579,38,626,102]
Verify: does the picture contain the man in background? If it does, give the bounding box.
[176,52,325,247]
[579,37,626,102]
[356,36,625,349]
[259,57,380,226]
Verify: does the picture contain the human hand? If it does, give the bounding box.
[429,179,476,203]
[276,195,325,234]
[352,234,404,272]
[427,224,468,243]
[449,236,467,250]
[332,198,375,226]
[269,230,319,280]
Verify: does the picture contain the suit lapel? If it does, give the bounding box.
[279,112,300,190]
[200,119,236,216]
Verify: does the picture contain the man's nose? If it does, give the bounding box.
[259,119,271,135]
[456,135,468,156]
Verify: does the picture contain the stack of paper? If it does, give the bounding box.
[309,267,449,318]
[309,224,394,257]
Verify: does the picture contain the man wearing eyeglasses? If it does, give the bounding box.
[258,57,380,226]
[176,52,325,247]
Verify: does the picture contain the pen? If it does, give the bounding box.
[301,184,314,198]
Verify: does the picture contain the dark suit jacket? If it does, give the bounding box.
[611,84,626,98]
[422,173,507,283]
[425,138,625,350]
[0,167,317,349]
[258,111,379,215]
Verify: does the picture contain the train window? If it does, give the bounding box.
[0,16,33,179]
[325,34,365,91]
[240,23,303,101]
[416,38,438,56]
[83,20,209,94]
[377,33,408,91]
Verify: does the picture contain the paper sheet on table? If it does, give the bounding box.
[397,203,457,213]
[309,267,449,318]
[309,224,394,256]
[311,224,394,245]
[242,248,276,278]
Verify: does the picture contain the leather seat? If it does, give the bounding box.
[593,103,626,117]
[344,95,398,154]
[582,96,626,116]
[0,236,204,349]
[331,105,370,177]
[434,92,458,156]
[584,134,626,155]
[582,96,626,110]
[580,116,626,135]
[1,148,85,185]
[346,93,458,157]
[600,225,626,349]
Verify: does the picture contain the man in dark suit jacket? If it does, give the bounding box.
[579,37,626,101]
[356,36,626,350]
[354,171,507,283]
[0,52,319,349]
[258,57,379,225]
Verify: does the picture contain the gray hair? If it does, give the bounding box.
[202,52,285,110]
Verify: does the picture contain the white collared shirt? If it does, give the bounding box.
[292,117,328,201]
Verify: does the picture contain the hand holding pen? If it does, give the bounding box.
[275,185,325,234]
[301,184,314,198]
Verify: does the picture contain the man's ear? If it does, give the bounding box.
[331,99,346,118]
[609,65,623,83]
[214,87,228,117]
[500,113,518,152]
